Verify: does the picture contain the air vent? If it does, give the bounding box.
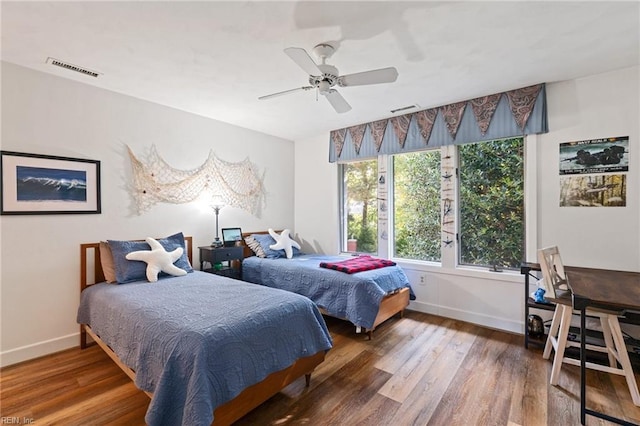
[46,57,101,78]
[390,105,417,114]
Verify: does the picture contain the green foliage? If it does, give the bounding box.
[341,139,524,267]
[344,160,378,253]
[393,151,441,261]
[459,138,524,269]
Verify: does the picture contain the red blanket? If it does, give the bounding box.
[319,255,396,274]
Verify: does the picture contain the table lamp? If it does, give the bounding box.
[211,196,225,247]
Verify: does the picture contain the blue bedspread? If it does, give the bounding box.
[242,254,414,329]
[77,271,333,426]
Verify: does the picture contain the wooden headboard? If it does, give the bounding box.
[80,236,193,292]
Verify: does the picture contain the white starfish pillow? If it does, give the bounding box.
[268,228,301,259]
[125,237,187,282]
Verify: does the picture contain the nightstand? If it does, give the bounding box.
[198,246,243,279]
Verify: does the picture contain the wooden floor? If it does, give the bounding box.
[2,310,640,425]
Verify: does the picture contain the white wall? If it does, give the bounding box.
[294,66,640,334]
[2,62,637,366]
[0,62,295,366]
[538,66,640,271]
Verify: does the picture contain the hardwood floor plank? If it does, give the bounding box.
[2,310,639,425]
[427,327,515,425]
[338,392,401,425]
[35,383,146,426]
[377,318,457,403]
[322,351,394,425]
[519,347,549,425]
[374,315,446,374]
[387,320,479,425]
[368,311,433,359]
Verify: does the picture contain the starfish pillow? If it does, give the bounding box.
[268,228,301,259]
[125,237,187,282]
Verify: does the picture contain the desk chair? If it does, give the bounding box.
[538,246,640,405]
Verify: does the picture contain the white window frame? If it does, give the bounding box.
[338,135,537,279]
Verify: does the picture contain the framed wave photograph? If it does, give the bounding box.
[1,151,101,215]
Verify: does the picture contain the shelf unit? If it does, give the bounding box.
[521,262,552,349]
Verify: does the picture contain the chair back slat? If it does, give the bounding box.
[537,246,567,299]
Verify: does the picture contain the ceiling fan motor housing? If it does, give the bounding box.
[309,64,339,94]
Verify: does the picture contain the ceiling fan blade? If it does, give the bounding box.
[284,47,323,76]
[258,86,313,100]
[339,67,399,87]
[325,89,352,113]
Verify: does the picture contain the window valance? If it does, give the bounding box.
[328,83,547,163]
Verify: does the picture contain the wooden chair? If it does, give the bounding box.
[538,246,640,406]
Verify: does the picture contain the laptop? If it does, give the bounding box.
[221,227,243,247]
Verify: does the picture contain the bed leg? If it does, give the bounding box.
[305,373,311,387]
[367,330,373,340]
[80,325,87,349]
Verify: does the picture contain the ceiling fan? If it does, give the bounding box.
[259,43,399,113]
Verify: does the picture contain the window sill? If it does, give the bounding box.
[394,259,522,283]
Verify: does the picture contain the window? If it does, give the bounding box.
[458,138,524,270]
[338,138,525,271]
[393,150,441,262]
[340,159,378,254]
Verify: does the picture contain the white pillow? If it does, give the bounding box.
[125,237,187,282]
[268,228,301,259]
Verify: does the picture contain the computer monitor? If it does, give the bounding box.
[221,227,243,247]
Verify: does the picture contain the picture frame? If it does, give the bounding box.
[1,151,101,215]
[221,227,242,247]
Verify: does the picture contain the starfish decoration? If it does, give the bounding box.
[268,228,301,259]
[125,237,187,282]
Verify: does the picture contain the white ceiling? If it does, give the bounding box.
[2,1,639,141]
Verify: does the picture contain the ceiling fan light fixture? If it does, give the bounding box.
[318,80,332,95]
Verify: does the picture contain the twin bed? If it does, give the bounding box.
[77,236,332,426]
[240,231,413,339]
[78,232,413,425]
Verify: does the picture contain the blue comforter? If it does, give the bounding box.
[77,271,332,426]
[242,254,414,329]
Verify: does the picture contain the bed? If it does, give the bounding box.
[240,231,414,338]
[77,236,333,426]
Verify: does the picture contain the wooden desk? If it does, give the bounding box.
[566,267,640,425]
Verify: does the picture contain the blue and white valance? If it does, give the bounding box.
[329,83,548,163]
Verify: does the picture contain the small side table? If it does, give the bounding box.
[198,246,243,280]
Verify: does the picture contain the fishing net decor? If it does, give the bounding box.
[128,145,266,216]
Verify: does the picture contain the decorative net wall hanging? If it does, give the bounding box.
[128,145,266,216]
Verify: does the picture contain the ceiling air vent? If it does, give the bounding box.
[46,57,101,78]
[390,104,418,114]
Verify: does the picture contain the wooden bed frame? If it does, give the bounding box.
[241,231,410,339]
[79,237,325,425]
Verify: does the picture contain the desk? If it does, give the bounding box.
[566,267,640,425]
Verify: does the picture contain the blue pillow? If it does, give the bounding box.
[251,233,302,259]
[108,232,193,284]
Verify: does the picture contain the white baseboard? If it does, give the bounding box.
[409,300,523,335]
[1,332,78,367]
